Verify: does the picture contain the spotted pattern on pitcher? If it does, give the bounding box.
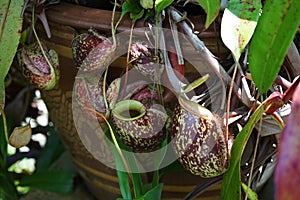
[171,105,229,178]
[112,104,168,152]
[72,30,115,72]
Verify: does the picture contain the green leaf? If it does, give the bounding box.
[35,128,65,172]
[0,0,24,108]
[0,114,17,199]
[0,171,19,200]
[155,0,174,16]
[143,183,163,200]
[130,9,145,22]
[221,0,261,61]
[131,172,143,198]
[181,74,209,94]
[113,146,132,200]
[140,0,153,9]
[198,0,221,29]
[241,182,258,200]
[121,0,144,21]
[220,103,265,200]
[19,170,75,193]
[109,119,143,199]
[151,137,168,187]
[228,0,261,20]
[249,0,300,94]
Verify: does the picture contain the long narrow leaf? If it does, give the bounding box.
[144,183,163,200]
[220,104,265,200]
[241,182,258,200]
[0,0,23,107]
[109,119,143,199]
[249,0,300,94]
[113,147,132,200]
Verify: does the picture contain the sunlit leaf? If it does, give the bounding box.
[155,0,174,16]
[178,96,213,120]
[249,0,300,94]
[0,0,24,108]
[198,0,221,29]
[241,182,259,200]
[221,0,261,61]
[140,0,153,9]
[221,103,266,200]
[182,74,209,95]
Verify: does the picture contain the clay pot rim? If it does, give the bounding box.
[45,2,215,37]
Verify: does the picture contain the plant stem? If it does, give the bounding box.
[121,22,135,100]
[226,63,238,143]
[0,107,9,143]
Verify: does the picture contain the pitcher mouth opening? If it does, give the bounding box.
[112,99,146,121]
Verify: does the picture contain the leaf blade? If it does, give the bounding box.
[0,0,23,107]
[221,0,261,61]
[155,0,174,16]
[249,0,300,94]
[19,170,75,194]
[221,104,265,200]
[198,0,221,29]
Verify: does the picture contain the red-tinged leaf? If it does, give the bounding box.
[275,83,300,200]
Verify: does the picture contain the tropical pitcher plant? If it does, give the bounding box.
[1,0,300,199]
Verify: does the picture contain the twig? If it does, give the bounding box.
[168,7,251,108]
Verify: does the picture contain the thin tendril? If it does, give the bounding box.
[31,7,54,75]
[83,107,132,180]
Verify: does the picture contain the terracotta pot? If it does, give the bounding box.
[37,2,230,199]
